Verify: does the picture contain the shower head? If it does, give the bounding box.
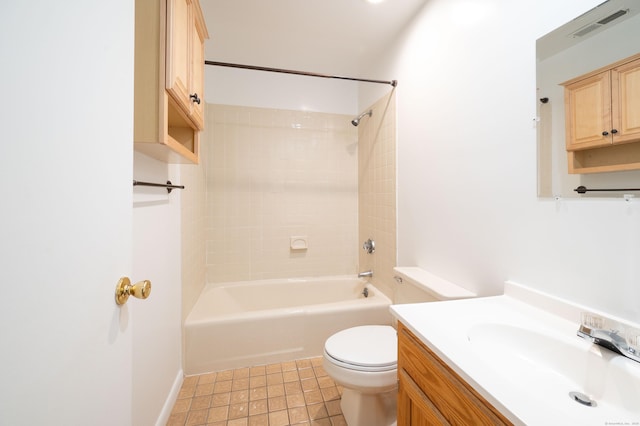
[351,110,372,126]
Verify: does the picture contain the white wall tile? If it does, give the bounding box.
[358,92,398,299]
[205,104,359,282]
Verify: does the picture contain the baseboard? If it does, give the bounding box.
[155,369,184,426]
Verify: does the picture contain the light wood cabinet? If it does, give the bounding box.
[562,53,640,173]
[397,322,512,426]
[166,0,207,130]
[134,0,209,164]
[563,70,611,151]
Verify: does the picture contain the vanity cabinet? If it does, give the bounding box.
[562,53,640,173]
[397,321,512,426]
[134,0,209,164]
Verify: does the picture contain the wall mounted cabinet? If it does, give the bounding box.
[134,0,209,164]
[397,322,512,425]
[562,53,640,173]
[166,0,207,131]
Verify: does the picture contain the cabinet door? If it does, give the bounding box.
[564,71,611,150]
[166,0,191,114]
[398,369,450,425]
[611,58,640,144]
[190,12,206,130]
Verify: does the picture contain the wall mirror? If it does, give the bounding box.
[537,0,640,198]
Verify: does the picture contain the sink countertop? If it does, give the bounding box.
[390,281,640,426]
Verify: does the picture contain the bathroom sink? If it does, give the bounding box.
[467,323,640,418]
[390,282,640,425]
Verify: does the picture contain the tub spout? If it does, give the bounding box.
[358,270,373,278]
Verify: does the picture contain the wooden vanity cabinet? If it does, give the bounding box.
[562,53,640,173]
[397,321,512,426]
[134,0,209,164]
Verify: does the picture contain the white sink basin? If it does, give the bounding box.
[390,282,640,425]
[467,323,640,417]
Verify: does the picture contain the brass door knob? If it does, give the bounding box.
[115,277,151,305]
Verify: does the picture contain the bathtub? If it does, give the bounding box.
[184,276,392,375]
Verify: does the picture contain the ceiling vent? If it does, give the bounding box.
[571,9,629,37]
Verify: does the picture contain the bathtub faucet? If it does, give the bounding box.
[358,270,373,278]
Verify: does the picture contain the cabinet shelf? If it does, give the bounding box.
[569,141,640,174]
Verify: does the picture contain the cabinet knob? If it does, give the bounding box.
[611,129,618,134]
[190,93,201,104]
[602,131,609,136]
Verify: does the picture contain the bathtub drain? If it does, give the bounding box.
[569,391,596,407]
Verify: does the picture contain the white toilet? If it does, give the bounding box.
[322,267,476,426]
[323,325,398,426]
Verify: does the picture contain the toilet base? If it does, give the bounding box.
[340,387,397,426]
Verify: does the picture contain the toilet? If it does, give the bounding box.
[323,325,398,426]
[322,267,477,426]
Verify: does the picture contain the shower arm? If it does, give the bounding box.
[352,110,372,127]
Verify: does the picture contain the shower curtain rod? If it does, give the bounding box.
[205,60,398,87]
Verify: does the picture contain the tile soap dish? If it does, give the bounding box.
[290,236,308,251]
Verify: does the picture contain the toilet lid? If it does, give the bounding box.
[324,325,397,371]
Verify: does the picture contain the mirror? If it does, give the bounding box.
[536,0,640,198]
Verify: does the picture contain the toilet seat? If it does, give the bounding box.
[324,325,397,372]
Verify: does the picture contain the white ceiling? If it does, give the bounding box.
[200,0,428,78]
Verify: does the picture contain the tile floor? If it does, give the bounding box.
[167,357,347,426]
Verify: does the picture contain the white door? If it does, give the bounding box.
[0,1,135,425]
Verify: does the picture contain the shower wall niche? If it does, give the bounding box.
[204,104,359,283]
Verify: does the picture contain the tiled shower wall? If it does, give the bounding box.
[182,95,397,318]
[180,123,208,321]
[205,105,359,283]
[358,91,397,298]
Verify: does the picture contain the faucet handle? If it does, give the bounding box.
[362,239,375,254]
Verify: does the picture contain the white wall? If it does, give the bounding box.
[365,0,640,322]
[205,66,359,114]
[132,154,183,425]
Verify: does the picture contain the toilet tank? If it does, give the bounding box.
[392,267,476,304]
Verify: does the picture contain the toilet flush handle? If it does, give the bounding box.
[115,277,151,305]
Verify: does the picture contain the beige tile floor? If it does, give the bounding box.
[167,357,347,426]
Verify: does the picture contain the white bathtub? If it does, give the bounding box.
[184,276,392,375]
